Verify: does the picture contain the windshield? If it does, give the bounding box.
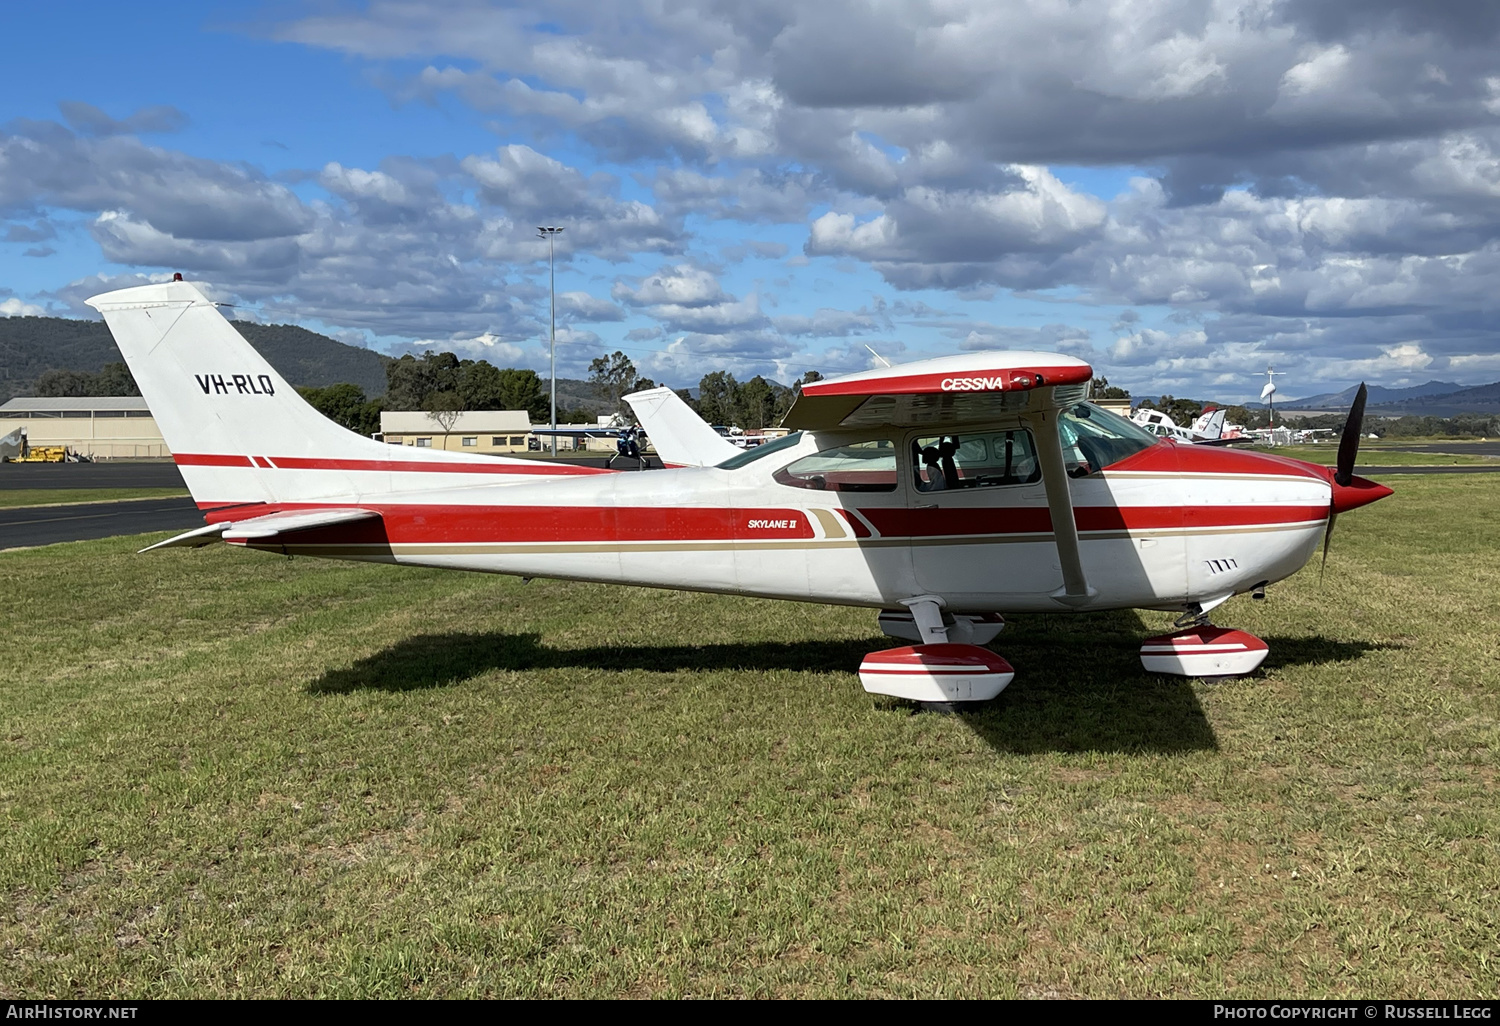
[716,431,805,469]
[1058,403,1158,474]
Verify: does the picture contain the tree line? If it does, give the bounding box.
[34,357,1497,441]
[1287,412,1500,438]
[299,349,829,438]
[1099,378,1500,436]
[32,362,140,398]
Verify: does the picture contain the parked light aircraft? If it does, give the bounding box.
[1130,406,1242,445]
[89,280,1392,705]
[0,426,26,461]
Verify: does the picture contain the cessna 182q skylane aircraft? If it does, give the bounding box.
[90,280,1391,705]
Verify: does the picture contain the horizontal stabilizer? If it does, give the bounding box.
[140,507,381,552]
[138,522,228,552]
[221,508,381,540]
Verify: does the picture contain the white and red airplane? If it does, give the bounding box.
[89,280,1392,707]
[1130,405,1242,445]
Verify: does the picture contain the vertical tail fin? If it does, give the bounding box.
[0,426,24,461]
[623,386,741,467]
[87,280,586,507]
[87,280,395,505]
[1191,407,1226,441]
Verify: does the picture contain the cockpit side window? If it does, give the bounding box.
[774,439,898,492]
[1058,402,1158,475]
[911,430,1041,492]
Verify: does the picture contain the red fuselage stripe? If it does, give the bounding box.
[174,453,613,476]
[176,453,254,467]
[195,501,1325,542]
[859,504,1327,536]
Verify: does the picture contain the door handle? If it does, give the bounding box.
[915,503,938,510]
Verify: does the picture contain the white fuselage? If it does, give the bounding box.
[216,428,1331,614]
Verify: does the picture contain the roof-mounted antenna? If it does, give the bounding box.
[863,344,892,368]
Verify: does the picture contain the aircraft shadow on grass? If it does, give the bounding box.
[305,611,1391,756]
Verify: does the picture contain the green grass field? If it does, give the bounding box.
[2,475,1496,998]
[1252,447,1494,466]
[0,488,189,510]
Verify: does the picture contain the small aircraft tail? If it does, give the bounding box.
[1190,406,1227,442]
[623,386,741,467]
[0,426,25,461]
[86,280,561,508]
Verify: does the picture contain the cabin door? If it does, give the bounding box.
[905,427,1063,606]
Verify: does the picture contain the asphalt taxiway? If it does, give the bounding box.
[1,497,204,550]
[0,461,187,490]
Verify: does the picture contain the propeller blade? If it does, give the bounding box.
[1334,383,1368,487]
[1320,508,1336,580]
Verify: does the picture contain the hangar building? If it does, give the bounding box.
[0,397,168,458]
[380,410,535,453]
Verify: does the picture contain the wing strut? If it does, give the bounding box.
[1028,409,1096,607]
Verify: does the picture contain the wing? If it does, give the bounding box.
[529,427,626,438]
[782,351,1094,430]
[623,386,740,467]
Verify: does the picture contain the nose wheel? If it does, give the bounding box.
[1139,625,1268,678]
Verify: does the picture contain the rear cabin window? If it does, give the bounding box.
[774,439,898,492]
[717,431,804,469]
[912,430,1041,492]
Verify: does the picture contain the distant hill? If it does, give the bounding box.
[1276,380,1463,410]
[0,317,118,403]
[0,315,389,402]
[550,377,614,418]
[1247,378,1500,416]
[1368,381,1500,417]
[228,322,388,397]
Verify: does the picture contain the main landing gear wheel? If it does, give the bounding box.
[859,644,1015,708]
[1139,626,1268,678]
[865,599,1013,709]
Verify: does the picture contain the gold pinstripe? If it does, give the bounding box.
[809,507,849,539]
[251,519,1323,558]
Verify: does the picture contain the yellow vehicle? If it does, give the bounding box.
[11,445,70,463]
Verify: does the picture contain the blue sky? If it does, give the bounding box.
[5,1,1500,402]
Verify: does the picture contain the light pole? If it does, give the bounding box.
[537,226,565,455]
